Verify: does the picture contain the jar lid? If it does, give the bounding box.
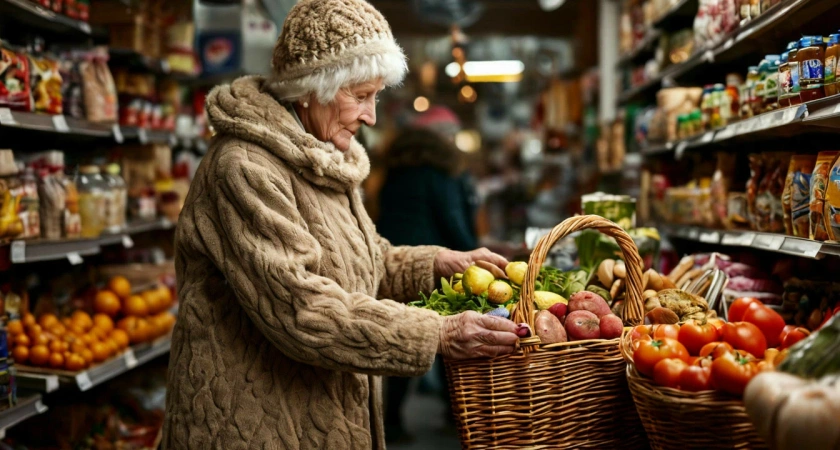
[799,36,817,47]
[787,41,798,51]
[764,55,780,62]
[80,165,100,174]
[713,83,725,91]
[829,34,840,45]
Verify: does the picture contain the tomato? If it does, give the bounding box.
[634,338,690,377]
[818,307,840,330]
[678,320,720,355]
[653,358,688,389]
[679,364,712,392]
[728,297,760,322]
[706,317,726,333]
[699,341,734,359]
[632,333,653,351]
[742,304,785,348]
[721,322,767,359]
[711,351,759,396]
[687,355,713,368]
[651,324,680,340]
[779,325,810,350]
[630,325,652,341]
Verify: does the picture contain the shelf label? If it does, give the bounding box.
[79,23,91,34]
[699,131,715,143]
[67,252,83,265]
[112,124,124,144]
[138,128,149,144]
[699,231,720,244]
[76,372,93,391]
[122,235,134,249]
[703,49,715,63]
[52,115,70,133]
[722,232,755,246]
[124,349,138,369]
[833,103,840,115]
[753,234,785,251]
[35,400,48,414]
[0,108,16,126]
[687,228,700,240]
[168,133,178,147]
[10,241,25,263]
[675,141,689,160]
[780,238,822,258]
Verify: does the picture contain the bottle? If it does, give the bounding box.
[700,85,715,130]
[102,164,127,231]
[753,58,770,115]
[798,36,826,103]
[825,34,840,97]
[77,165,107,238]
[779,41,800,107]
[726,73,742,119]
[711,84,726,128]
[742,65,760,118]
[762,55,781,111]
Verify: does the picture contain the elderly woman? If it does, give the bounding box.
[162,1,521,449]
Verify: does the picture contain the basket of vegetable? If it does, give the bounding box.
[619,297,807,450]
[440,215,649,449]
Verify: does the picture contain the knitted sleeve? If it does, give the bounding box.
[375,235,442,303]
[208,147,442,376]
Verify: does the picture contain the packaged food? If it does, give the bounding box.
[37,166,64,240]
[81,48,117,123]
[102,163,126,232]
[28,53,63,115]
[790,154,818,237]
[755,152,790,233]
[825,34,840,97]
[746,153,764,230]
[825,155,840,241]
[77,165,107,238]
[741,66,760,118]
[711,152,736,228]
[780,41,801,107]
[59,52,84,119]
[810,151,839,241]
[582,192,637,229]
[0,150,23,240]
[727,192,750,229]
[782,156,796,235]
[13,166,40,239]
[798,36,826,103]
[0,45,33,111]
[763,56,780,112]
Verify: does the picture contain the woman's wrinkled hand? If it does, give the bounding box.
[438,311,522,360]
[434,248,509,280]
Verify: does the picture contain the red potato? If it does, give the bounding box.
[548,302,567,322]
[568,291,611,318]
[535,311,567,344]
[565,310,601,340]
[599,314,624,339]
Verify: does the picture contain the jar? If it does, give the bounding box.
[825,34,840,97]
[742,65,760,118]
[726,73,742,118]
[762,55,781,111]
[716,83,733,126]
[102,163,127,231]
[690,109,702,134]
[798,36,826,103]
[753,58,770,115]
[700,85,714,130]
[77,165,107,238]
[779,41,800,107]
[17,167,40,239]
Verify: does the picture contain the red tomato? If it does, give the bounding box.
[653,358,688,389]
[706,318,726,333]
[742,304,786,348]
[779,326,810,350]
[687,355,713,368]
[699,341,734,359]
[651,324,680,340]
[634,338,690,377]
[632,333,653,351]
[711,351,759,396]
[679,364,713,392]
[728,297,759,322]
[678,320,720,355]
[722,322,767,359]
[630,325,652,341]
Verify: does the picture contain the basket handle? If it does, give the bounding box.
[513,215,645,353]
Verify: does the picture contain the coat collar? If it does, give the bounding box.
[206,76,371,191]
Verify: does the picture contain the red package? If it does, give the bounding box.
[0,46,33,111]
[51,0,62,13]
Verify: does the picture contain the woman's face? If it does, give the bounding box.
[298,78,384,152]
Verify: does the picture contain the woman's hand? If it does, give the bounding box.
[438,311,523,360]
[434,248,509,279]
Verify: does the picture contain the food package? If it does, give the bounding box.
[727,192,750,228]
[790,154,818,237]
[810,151,839,241]
[28,53,63,115]
[746,153,765,230]
[668,29,695,65]
[81,48,117,123]
[0,150,23,240]
[782,156,797,235]
[711,152,736,228]
[0,44,32,111]
[755,153,791,233]
[649,87,703,143]
[12,167,40,239]
[59,52,85,119]
[826,155,840,241]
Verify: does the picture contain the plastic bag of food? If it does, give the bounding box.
[810,151,839,241]
[0,44,32,111]
[29,53,63,115]
[81,48,117,123]
[791,154,818,237]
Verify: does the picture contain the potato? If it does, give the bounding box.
[599,314,624,339]
[644,307,679,325]
[535,311,567,345]
[565,310,601,340]
[568,291,612,318]
[548,302,567,322]
[597,259,615,287]
[646,269,665,291]
[613,260,626,279]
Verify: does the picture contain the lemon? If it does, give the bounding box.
[534,291,567,311]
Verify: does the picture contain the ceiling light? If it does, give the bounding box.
[455,130,481,153]
[445,62,461,78]
[459,85,477,103]
[446,60,525,83]
[413,96,430,112]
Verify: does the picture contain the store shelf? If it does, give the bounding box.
[661,224,840,259]
[0,395,48,439]
[0,0,90,36]
[16,337,172,393]
[0,109,115,139]
[652,0,698,31]
[2,218,174,266]
[120,127,178,146]
[617,30,661,67]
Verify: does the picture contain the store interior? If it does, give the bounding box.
[0,0,839,448]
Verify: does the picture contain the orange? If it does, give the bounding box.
[107,276,132,299]
[110,329,129,349]
[71,342,87,354]
[159,312,176,332]
[65,354,86,371]
[143,290,163,315]
[49,324,67,336]
[29,345,50,366]
[81,333,98,346]
[26,324,42,338]
[92,314,114,333]
[91,326,110,340]
[49,340,64,353]
[91,342,110,362]
[7,320,23,336]
[31,333,49,347]
[38,313,59,330]
[123,295,149,317]
[157,286,173,309]
[103,338,119,356]
[94,291,121,317]
[49,352,65,369]
[80,348,94,365]
[116,316,136,331]
[61,317,73,327]
[22,313,36,328]
[67,325,85,337]
[71,311,93,332]
[12,345,28,364]
[15,334,30,347]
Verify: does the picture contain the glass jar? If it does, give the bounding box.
[825,34,840,97]
[762,55,780,111]
[753,59,770,115]
[700,85,714,130]
[710,84,726,129]
[726,73,742,119]
[779,41,800,107]
[102,163,127,232]
[798,36,826,103]
[77,165,107,238]
[690,109,702,134]
[742,65,760,118]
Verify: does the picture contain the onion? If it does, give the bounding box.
[744,372,808,442]
[775,384,840,450]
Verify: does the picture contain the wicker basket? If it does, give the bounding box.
[445,215,649,449]
[620,330,768,449]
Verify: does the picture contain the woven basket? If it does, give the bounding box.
[445,215,649,449]
[619,331,768,449]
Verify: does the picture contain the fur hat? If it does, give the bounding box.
[266,0,407,104]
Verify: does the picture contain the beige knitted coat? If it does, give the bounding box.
[162,76,445,450]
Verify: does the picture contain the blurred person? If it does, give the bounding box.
[163,1,523,449]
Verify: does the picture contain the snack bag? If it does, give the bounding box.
[0,45,32,111]
[29,54,63,115]
[81,48,117,123]
[791,154,818,237]
[810,151,840,241]
[825,155,840,241]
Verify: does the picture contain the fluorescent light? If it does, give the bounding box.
[445,60,525,83]
[413,96,430,112]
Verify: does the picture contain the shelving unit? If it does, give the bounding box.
[617,29,661,66]
[0,395,48,439]
[660,224,840,260]
[0,0,90,36]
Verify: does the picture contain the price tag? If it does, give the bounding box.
[720,38,735,52]
[699,231,720,244]
[124,349,138,368]
[52,115,70,133]
[112,124,124,144]
[675,141,689,160]
[833,103,840,115]
[138,128,149,144]
[67,252,83,265]
[700,131,715,143]
[780,238,822,258]
[161,217,174,229]
[783,106,800,123]
[76,372,93,391]
[0,108,16,126]
[79,23,91,34]
[722,232,754,246]
[703,49,715,63]
[688,228,700,241]
[35,400,48,414]
[122,235,134,248]
[168,133,178,147]
[753,234,785,251]
[10,241,25,263]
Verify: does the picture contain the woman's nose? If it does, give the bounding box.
[360,99,377,126]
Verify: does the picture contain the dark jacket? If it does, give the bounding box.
[377,129,478,251]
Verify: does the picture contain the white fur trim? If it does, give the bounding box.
[266,38,408,104]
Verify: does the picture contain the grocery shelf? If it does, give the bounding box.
[120,127,178,146]
[661,224,840,259]
[0,0,91,37]
[617,30,661,67]
[0,395,48,439]
[0,109,114,139]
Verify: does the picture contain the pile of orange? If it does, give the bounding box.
[94,276,176,344]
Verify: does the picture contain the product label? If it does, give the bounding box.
[63,210,81,238]
[801,59,824,87]
[826,56,837,83]
[826,160,840,240]
[790,62,801,94]
[791,171,812,237]
[810,154,837,241]
[765,72,779,98]
[78,193,103,238]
